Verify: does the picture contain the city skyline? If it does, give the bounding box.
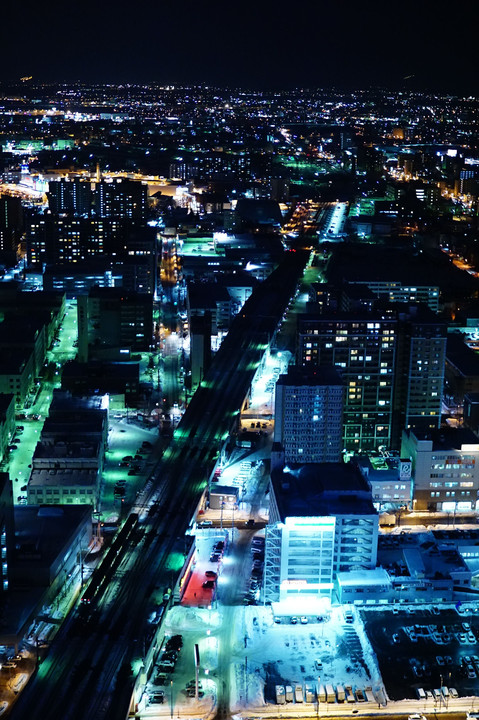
[1,76,479,718]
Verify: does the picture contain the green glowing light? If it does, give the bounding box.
[166,552,185,571]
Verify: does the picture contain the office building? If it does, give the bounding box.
[273,366,343,465]
[26,391,108,508]
[93,179,147,222]
[77,287,153,362]
[0,473,14,593]
[27,215,110,265]
[0,194,23,254]
[264,463,378,603]
[401,427,479,512]
[0,349,34,408]
[297,304,447,451]
[0,394,15,464]
[47,178,93,215]
[352,454,412,510]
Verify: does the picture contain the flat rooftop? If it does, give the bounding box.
[271,462,377,520]
[29,467,98,488]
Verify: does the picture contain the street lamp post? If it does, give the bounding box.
[231,503,236,543]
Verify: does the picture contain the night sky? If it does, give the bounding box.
[2,0,478,93]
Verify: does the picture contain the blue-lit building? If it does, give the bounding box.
[273,366,344,465]
[264,463,378,604]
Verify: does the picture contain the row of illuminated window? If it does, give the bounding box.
[430,491,472,497]
[287,571,333,581]
[29,488,95,495]
[373,484,408,490]
[432,455,476,463]
[430,480,474,487]
[431,462,475,470]
[376,494,408,499]
[430,473,474,480]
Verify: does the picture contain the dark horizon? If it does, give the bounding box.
[2,0,479,95]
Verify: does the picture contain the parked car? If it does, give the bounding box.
[165,635,183,651]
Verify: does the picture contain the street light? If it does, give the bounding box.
[231,503,236,543]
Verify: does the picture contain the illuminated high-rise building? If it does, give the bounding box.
[297,305,446,451]
[47,179,93,215]
[0,194,23,254]
[273,366,343,465]
[93,179,147,222]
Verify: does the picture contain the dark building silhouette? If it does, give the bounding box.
[77,287,153,362]
[0,194,23,254]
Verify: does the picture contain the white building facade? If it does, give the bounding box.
[264,464,379,604]
[401,427,479,512]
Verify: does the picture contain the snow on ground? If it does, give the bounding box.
[142,602,388,718]
[139,600,479,718]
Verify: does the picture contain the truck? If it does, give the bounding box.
[345,685,355,703]
[294,685,303,703]
[336,685,345,702]
[285,685,293,702]
[365,687,376,703]
[305,684,315,703]
[317,684,326,702]
[416,688,426,701]
[326,684,336,703]
[379,512,397,527]
[275,685,285,704]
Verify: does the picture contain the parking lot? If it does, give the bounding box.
[362,605,479,700]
